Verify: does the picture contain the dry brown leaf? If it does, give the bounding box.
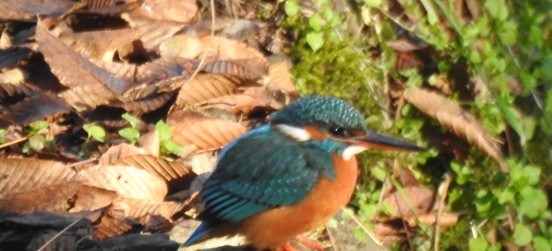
[0,92,70,126]
[202,59,266,82]
[68,21,185,60]
[119,91,175,114]
[115,154,195,183]
[267,55,296,94]
[98,143,147,165]
[35,22,129,111]
[78,165,168,201]
[111,198,188,220]
[0,157,77,196]
[168,112,247,152]
[174,74,241,107]
[383,186,435,218]
[160,36,268,71]
[386,38,421,52]
[243,86,290,110]
[0,182,117,214]
[94,214,134,239]
[403,87,507,171]
[138,129,160,156]
[139,0,197,23]
[0,0,74,21]
[201,94,274,114]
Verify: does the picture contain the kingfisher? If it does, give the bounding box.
[182,95,423,250]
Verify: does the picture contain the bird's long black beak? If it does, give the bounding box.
[352,130,425,152]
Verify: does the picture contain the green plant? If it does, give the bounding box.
[284,0,552,249]
[83,123,106,143]
[118,113,141,144]
[22,120,53,153]
[155,120,182,155]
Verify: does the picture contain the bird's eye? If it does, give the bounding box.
[331,127,350,137]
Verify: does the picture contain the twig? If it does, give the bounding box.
[37,217,83,251]
[0,136,29,149]
[325,225,340,251]
[433,172,451,251]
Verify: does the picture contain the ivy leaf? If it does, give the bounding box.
[83,124,106,142]
[518,187,548,219]
[306,32,324,52]
[513,223,532,246]
[533,236,552,251]
[284,0,300,16]
[469,237,489,251]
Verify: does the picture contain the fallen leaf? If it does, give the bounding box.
[98,143,147,165]
[0,182,117,214]
[174,73,241,107]
[168,112,247,152]
[0,157,77,196]
[111,198,188,220]
[78,165,168,201]
[383,186,435,218]
[115,154,195,182]
[404,87,507,171]
[36,21,128,110]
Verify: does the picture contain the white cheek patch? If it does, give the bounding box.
[273,124,311,141]
[342,145,368,160]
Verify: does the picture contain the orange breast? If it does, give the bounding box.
[239,154,359,250]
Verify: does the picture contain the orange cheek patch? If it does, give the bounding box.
[304,125,331,141]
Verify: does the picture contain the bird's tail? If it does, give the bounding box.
[181,221,212,247]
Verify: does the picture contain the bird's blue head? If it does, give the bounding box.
[270,95,423,159]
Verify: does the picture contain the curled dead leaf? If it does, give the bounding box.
[403,87,507,171]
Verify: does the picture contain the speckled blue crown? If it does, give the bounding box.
[270,95,366,130]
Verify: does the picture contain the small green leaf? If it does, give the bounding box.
[0,128,7,144]
[497,188,515,204]
[518,187,548,219]
[83,124,106,142]
[284,0,300,17]
[118,128,140,144]
[513,223,533,246]
[308,13,323,31]
[156,120,172,141]
[469,237,489,251]
[534,236,552,251]
[28,134,45,151]
[306,32,324,52]
[370,166,386,181]
[122,113,141,128]
[162,140,183,155]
